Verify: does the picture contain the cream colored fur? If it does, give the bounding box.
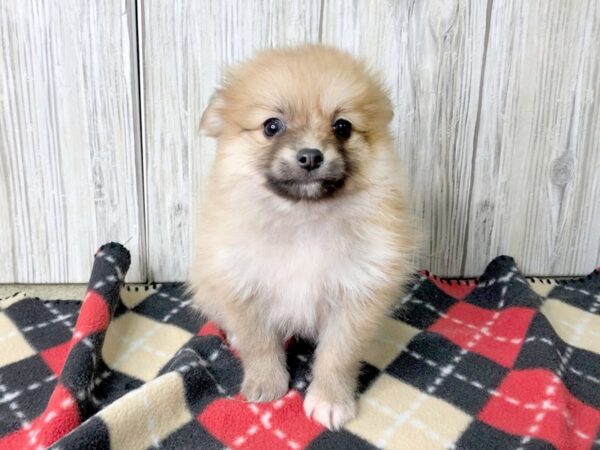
[189,45,418,430]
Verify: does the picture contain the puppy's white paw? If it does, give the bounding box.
[303,387,356,430]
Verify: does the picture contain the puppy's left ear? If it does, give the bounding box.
[200,90,225,137]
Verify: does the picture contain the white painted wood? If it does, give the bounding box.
[465,0,600,276]
[142,0,600,279]
[141,0,322,281]
[4,0,597,282]
[0,0,145,282]
[321,0,488,276]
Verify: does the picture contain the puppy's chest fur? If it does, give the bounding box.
[217,202,396,337]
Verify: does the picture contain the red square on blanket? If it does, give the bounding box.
[0,384,80,450]
[199,390,323,449]
[479,369,600,450]
[198,321,226,339]
[40,340,71,376]
[73,290,110,341]
[33,383,80,448]
[428,303,535,367]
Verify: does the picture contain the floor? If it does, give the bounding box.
[0,284,87,300]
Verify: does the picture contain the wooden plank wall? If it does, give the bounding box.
[467,1,600,276]
[0,0,145,282]
[1,0,598,282]
[141,0,599,280]
[141,1,322,281]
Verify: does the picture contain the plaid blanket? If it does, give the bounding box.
[0,242,599,450]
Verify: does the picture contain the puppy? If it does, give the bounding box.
[189,45,417,430]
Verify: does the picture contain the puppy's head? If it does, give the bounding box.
[201,45,393,201]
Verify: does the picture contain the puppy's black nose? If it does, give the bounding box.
[296,148,324,171]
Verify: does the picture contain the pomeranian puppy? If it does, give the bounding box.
[190,45,416,430]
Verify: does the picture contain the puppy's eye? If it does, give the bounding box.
[332,119,352,140]
[263,118,284,137]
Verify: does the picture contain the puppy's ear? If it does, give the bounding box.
[200,90,225,137]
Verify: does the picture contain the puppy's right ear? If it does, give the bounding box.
[200,90,225,137]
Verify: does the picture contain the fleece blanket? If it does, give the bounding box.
[0,243,599,450]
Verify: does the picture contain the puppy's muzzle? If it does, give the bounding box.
[296,148,324,171]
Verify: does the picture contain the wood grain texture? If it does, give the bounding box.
[465,0,600,276]
[141,0,322,281]
[142,0,599,279]
[321,0,488,275]
[0,0,145,282]
[4,0,597,281]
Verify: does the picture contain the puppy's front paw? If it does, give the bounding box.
[242,363,289,403]
[303,385,356,430]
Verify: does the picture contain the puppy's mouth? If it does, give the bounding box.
[265,160,347,201]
